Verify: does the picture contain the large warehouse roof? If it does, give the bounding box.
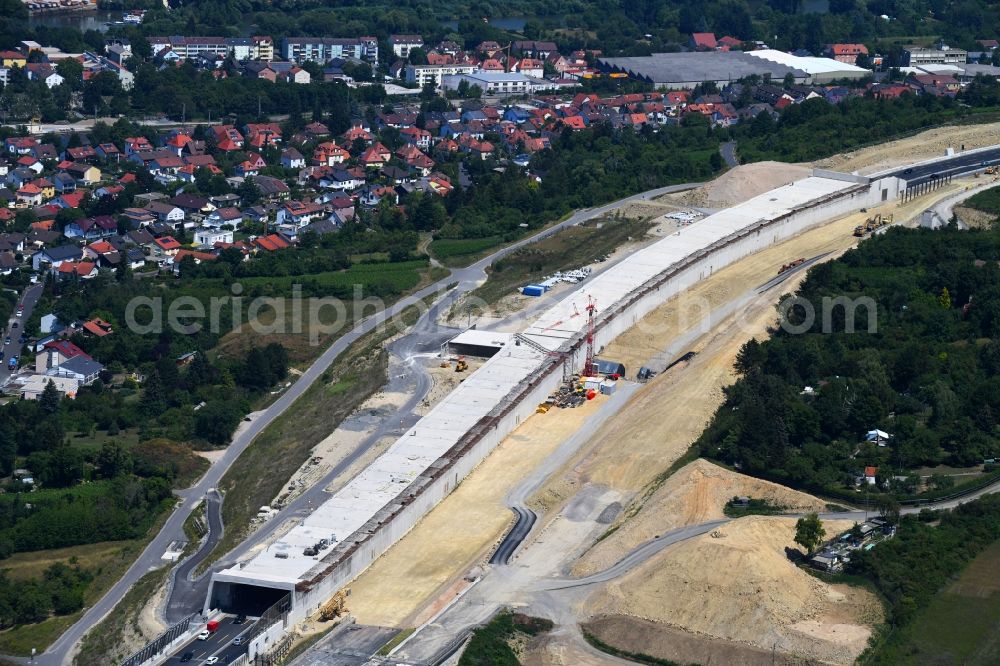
[598,51,806,86]
[745,49,870,78]
[217,172,860,589]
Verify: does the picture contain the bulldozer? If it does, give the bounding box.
[455,357,468,372]
[318,588,350,621]
[986,166,998,175]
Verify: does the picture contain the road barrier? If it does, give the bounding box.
[118,612,197,666]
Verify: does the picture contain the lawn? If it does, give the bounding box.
[964,184,1000,216]
[871,539,1000,665]
[429,236,503,267]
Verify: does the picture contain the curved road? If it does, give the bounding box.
[489,507,537,565]
[545,472,1000,591]
[25,181,701,666]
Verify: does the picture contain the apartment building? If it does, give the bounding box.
[405,63,477,87]
[282,37,378,63]
[148,36,274,61]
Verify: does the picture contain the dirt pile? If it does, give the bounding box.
[673,161,812,208]
[573,459,827,576]
[588,516,881,665]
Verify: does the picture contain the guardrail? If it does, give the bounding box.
[118,612,197,666]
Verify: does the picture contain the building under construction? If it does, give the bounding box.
[205,170,903,646]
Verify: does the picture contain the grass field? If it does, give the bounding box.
[470,216,654,306]
[429,236,504,267]
[870,539,1000,664]
[964,185,1000,216]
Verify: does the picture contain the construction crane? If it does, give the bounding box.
[584,296,597,376]
[318,588,350,621]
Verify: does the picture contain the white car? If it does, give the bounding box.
[203,658,219,665]
[197,629,210,640]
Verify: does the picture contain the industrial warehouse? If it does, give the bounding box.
[598,49,871,88]
[203,169,904,650]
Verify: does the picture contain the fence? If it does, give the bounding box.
[118,612,197,666]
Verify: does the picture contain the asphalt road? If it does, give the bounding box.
[489,506,537,565]
[0,283,43,386]
[162,615,248,666]
[884,145,1000,185]
[21,181,701,666]
[719,141,739,168]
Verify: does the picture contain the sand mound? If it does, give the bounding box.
[588,516,880,665]
[573,459,827,576]
[675,161,812,208]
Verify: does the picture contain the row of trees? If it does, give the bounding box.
[0,564,91,629]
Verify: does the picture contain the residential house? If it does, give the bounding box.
[64,215,118,239]
[47,356,104,385]
[252,233,291,251]
[691,33,718,51]
[276,200,325,227]
[204,207,243,228]
[144,202,185,226]
[252,175,290,202]
[826,43,868,64]
[149,235,182,259]
[281,148,306,169]
[194,227,234,246]
[56,260,99,280]
[312,142,349,166]
[64,162,101,185]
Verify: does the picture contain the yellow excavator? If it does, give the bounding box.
[318,588,350,621]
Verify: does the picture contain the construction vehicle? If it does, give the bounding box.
[455,357,468,372]
[777,258,806,274]
[854,213,894,237]
[440,360,450,369]
[536,402,551,414]
[318,588,350,621]
[986,166,998,175]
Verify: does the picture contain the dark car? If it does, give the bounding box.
[180,652,194,663]
[12,322,17,328]
[233,615,246,625]
[903,168,913,174]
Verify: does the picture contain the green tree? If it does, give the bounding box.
[97,441,132,479]
[40,379,61,414]
[794,513,826,554]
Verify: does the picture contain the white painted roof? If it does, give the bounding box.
[746,49,870,75]
[217,174,856,587]
[448,329,514,349]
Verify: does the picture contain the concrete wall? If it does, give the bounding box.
[246,620,284,660]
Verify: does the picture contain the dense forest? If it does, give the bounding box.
[696,223,1000,499]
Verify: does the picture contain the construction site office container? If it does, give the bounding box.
[521,284,545,297]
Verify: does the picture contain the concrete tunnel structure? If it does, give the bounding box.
[205,169,905,627]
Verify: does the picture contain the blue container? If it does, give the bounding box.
[521,285,545,297]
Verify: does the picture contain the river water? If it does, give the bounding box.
[27,9,119,33]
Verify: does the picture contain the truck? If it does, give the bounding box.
[206,619,220,634]
[8,357,16,371]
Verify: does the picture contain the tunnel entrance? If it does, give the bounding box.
[211,581,290,617]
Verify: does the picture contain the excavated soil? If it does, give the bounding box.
[588,516,883,665]
[573,459,827,576]
[671,161,812,208]
[814,121,1000,175]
